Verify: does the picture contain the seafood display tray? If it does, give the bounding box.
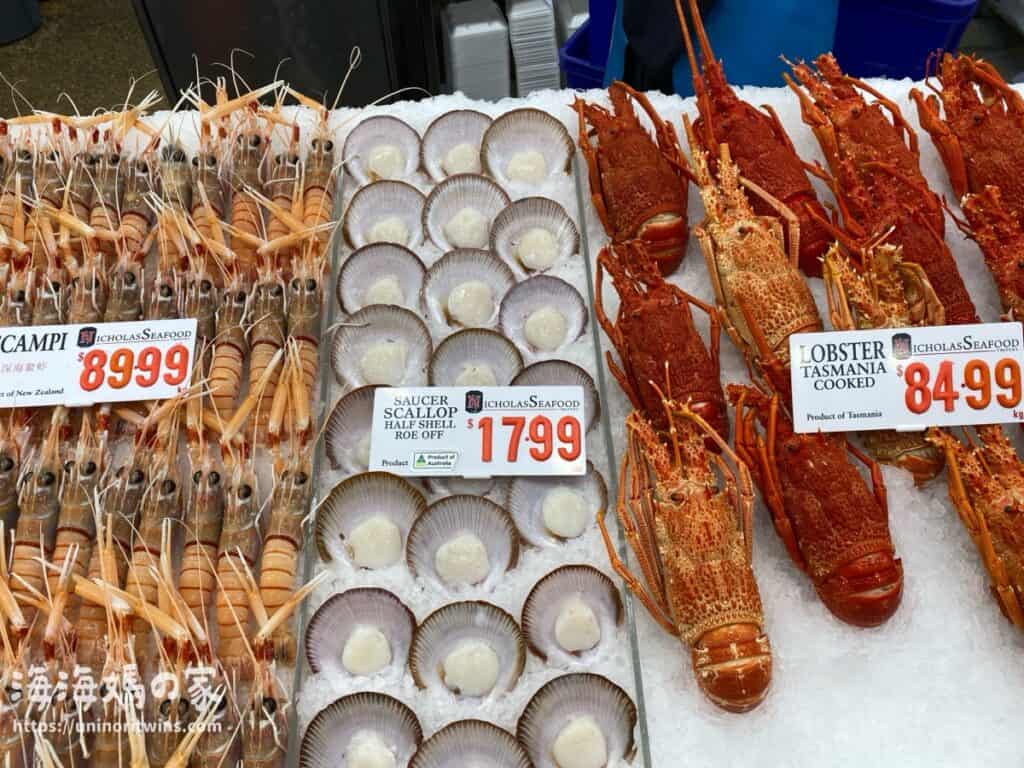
[294,93,651,767]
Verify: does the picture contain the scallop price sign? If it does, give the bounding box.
[369,386,587,477]
[790,322,1024,432]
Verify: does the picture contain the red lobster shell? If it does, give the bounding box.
[595,240,727,439]
[676,0,831,277]
[575,82,689,275]
[729,384,903,627]
[786,54,978,325]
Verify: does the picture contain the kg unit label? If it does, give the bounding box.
[369,386,587,477]
[789,322,1024,432]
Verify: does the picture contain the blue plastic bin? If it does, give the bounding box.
[586,0,615,68]
[834,0,979,80]
[561,20,606,89]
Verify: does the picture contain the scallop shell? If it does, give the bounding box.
[424,476,508,501]
[521,566,623,664]
[506,462,607,547]
[410,720,531,768]
[331,305,432,390]
[407,495,519,591]
[337,243,426,314]
[429,329,523,388]
[343,115,422,185]
[481,108,574,187]
[421,250,517,331]
[305,588,416,677]
[516,674,637,768]
[490,197,580,274]
[423,174,511,251]
[410,601,526,698]
[299,692,423,768]
[421,110,493,183]
[511,360,600,432]
[315,472,427,567]
[499,275,587,355]
[344,180,426,249]
[323,386,379,474]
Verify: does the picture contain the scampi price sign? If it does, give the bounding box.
[369,386,586,477]
[789,322,1024,433]
[0,318,198,408]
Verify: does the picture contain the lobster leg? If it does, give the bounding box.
[967,59,1024,114]
[679,289,722,374]
[740,177,800,268]
[783,73,842,173]
[597,431,677,635]
[760,103,800,156]
[694,226,752,367]
[846,440,888,512]
[594,253,644,410]
[909,89,969,199]
[573,100,615,236]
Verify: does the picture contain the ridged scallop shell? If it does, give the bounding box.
[424,476,508,501]
[421,250,517,331]
[337,243,426,314]
[481,108,574,187]
[299,692,423,768]
[324,385,379,474]
[421,110,493,183]
[315,472,427,567]
[331,305,432,390]
[429,329,523,387]
[407,495,519,591]
[410,720,531,768]
[305,588,416,677]
[506,462,607,547]
[516,674,637,768]
[499,275,587,355]
[521,566,623,664]
[410,601,526,698]
[490,197,580,274]
[512,360,600,432]
[343,115,422,185]
[344,180,426,249]
[423,174,511,251]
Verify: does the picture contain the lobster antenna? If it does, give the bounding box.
[674,0,702,79]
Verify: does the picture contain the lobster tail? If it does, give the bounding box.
[691,624,772,713]
[817,550,904,627]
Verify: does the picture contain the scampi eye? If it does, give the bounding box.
[125,271,136,287]
[209,471,221,486]
[193,471,202,485]
[250,134,261,147]
[291,278,300,291]
[270,284,283,297]
[0,457,14,472]
[324,140,334,152]
[82,460,97,476]
[238,484,252,500]
[173,149,186,162]
[294,471,308,486]
[161,479,177,495]
[206,156,217,167]
[235,291,246,303]
[39,471,55,487]
[261,697,277,716]
[305,278,316,291]
[200,279,213,293]
[129,469,145,485]
[159,284,173,298]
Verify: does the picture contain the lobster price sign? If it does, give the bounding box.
[789,322,1024,433]
[0,318,197,409]
[368,386,587,477]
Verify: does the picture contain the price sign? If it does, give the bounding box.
[0,318,197,409]
[369,386,587,477]
[790,322,1024,433]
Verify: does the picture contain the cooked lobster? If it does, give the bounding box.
[786,54,978,325]
[575,82,690,275]
[595,239,727,438]
[674,0,831,277]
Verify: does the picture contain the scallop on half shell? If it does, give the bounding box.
[422,110,493,182]
[407,495,519,591]
[299,692,423,768]
[522,566,623,664]
[305,588,416,678]
[429,329,523,387]
[343,115,422,185]
[422,249,517,331]
[491,197,580,275]
[337,243,425,314]
[324,385,379,474]
[512,360,600,432]
[410,720,531,768]
[315,472,427,569]
[423,174,511,251]
[410,601,526,698]
[516,674,637,768]
[331,305,432,390]
[507,461,607,547]
[481,108,574,187]
[344,180,426,249]
[499,276,587,355]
